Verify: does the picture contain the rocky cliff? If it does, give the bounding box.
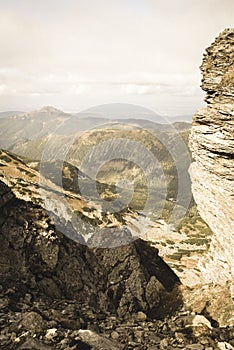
[189,29,234,292]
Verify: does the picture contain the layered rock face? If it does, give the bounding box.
[189,29,234,289]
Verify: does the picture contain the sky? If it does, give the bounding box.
[0,0,233,118]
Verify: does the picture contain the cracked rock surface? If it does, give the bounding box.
[189,29,234,292]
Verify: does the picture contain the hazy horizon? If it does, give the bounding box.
[0,103,194,122]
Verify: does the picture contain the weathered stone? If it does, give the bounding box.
[136,311,147,321]
[20,311,45,333]
[18,339,52,349]
[78,329,124,350]
[189,29,234,316]
[217,342,234,350]
[160,338,168,349]
[192,315,212,329]
[45,328,58,340]
[111,331,120,340]
[186,345,203,350]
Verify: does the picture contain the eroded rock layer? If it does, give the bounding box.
[189,29,234,289]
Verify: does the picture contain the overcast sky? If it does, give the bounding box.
[0,0,233,117]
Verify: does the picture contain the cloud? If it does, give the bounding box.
[0,0,233,114]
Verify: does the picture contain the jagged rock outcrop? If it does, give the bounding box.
[0,179,181,319]
[189,29,234,291]
[1,182,233,350]
[0,182,185,349]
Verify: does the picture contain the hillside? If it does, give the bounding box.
[0,148,233,349]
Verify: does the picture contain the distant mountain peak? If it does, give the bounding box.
[11,106,67,120]
[39,106,64,113]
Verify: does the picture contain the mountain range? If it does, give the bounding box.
[0,29,233,349]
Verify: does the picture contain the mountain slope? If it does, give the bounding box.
[0,150,191,349]
[0,160,232,348]
[0,111,23,118]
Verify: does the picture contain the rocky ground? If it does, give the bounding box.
[0,180,233,349]
[0,298,233,350]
